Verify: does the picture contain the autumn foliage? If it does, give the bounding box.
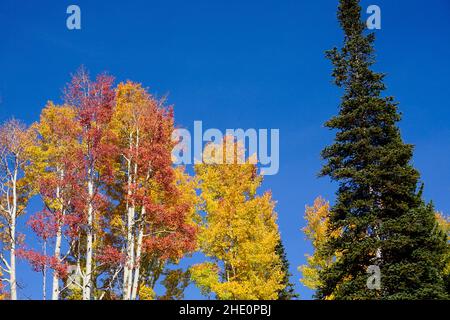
[0,64,448,301]
[190,138,284,300]
[0,68,205,300]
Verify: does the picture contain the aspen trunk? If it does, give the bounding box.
[9,171,17,300]
[83,176,94,300]
[123,132,140,300]
[52,175,64,300]
[122,134,133,299]
[9,216,16,300]
[126,140,139,299]
[52,219,62,300]
[131,206,145,300]
[123,205,135,300]
[43,242,47,300]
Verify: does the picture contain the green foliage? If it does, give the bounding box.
[318,0,449,300]
[276,240,299,300]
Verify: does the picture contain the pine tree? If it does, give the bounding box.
[319,0,449,299]
[276,240,299,300]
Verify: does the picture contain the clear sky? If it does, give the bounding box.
[1,0,449,299]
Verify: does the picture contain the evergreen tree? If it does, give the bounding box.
[318,0,449,300]
[276,240,299,300]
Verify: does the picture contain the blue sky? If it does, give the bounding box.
[1,0,450,299]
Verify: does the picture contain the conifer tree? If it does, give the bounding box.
[276,240,299,300]
[319,0,449,299]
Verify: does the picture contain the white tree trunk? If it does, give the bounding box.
[131,207,145,300]
[83,176,94,300]
[123,205,135,300]
[9,172,17,300]
[52,218,62,300]
[123,132,140,300]
[52,177,64,300]
[122,134,133,299]
[9,216,16,300]
[43,242,47,300]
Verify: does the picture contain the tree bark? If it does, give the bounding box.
[131,207,145,300]
[9,169,18,300]
[52,175,64,300]
[83,175,94,300]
